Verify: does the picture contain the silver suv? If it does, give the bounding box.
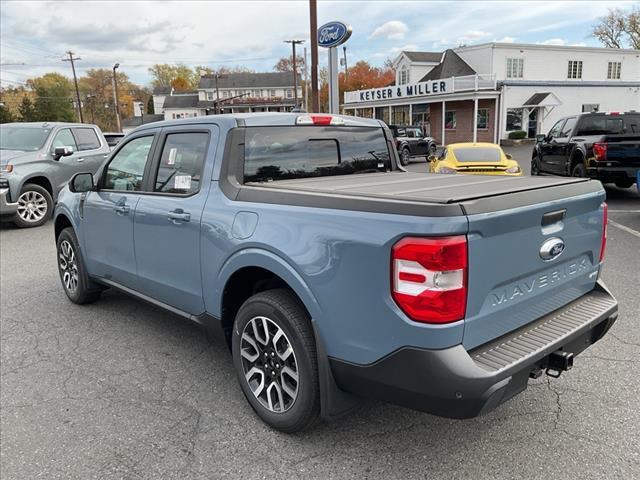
[0,122,110,227]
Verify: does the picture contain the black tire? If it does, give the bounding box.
[614,180,634,189]
[571,162,587,177]
[56,227,102,304]
[13,183,53,228]
[531,156,541,176]
[232,289,320,433]
[400,147,411,166]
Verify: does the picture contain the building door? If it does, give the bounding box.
[527,109,538,138]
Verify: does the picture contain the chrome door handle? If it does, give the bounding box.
[168,210,190,223]
[76,157,85,162]
[114,205,130,215]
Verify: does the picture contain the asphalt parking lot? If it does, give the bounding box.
[1,148,638,479]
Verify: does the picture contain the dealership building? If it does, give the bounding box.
[343,43,640,144]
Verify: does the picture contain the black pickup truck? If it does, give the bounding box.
[532,112,640,189]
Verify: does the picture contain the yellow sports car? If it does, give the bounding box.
[429,142,523,176]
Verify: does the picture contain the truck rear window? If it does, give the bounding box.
[576,114,640,135]
[243,126,391,182]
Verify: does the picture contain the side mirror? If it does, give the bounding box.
[535,134,547,143]
[69,172,94,193]
[53,146,74,160]
[427,155,437,162]
[505,153,513,160]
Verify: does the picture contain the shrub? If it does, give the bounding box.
[508,130,527,140]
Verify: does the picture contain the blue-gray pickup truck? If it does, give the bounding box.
[53,113,617,432]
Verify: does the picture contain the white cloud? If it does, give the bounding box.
[494,36,516,43]
[539,38,567,46]
[369,21,409,40]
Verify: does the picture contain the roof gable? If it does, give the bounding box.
[420,49,476,81]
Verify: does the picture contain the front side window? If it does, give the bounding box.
[548,119,565,139]
[567,60,583,79]
[559,117,577,137]
[154,132,209,194]
[477,108,489,129]
[506,58,524,78]
[445,111,456,130]
[607,61,621,79]
[102,136,154,191]
[244,126,391,182]
[71,128,100,151]
[51,129,77,152]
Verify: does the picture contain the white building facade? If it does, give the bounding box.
[343,43,640,144]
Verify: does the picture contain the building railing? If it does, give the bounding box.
[452,74,496,91]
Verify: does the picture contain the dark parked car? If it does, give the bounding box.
[388,124,437,166]
[532,112,639,188]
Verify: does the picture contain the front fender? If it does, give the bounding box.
[214,247,322,322]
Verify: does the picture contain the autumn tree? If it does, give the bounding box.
[170,76,191,91]
[0,104,14,123]
[592,7,640,49]
[27,73,75,122]
[274,55,306,75]
[148,64,199,91]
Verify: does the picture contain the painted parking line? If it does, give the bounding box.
[609,210,640,213]
[608,219,640,239]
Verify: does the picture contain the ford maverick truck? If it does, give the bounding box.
[53,113,617,432]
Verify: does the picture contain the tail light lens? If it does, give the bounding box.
[392,236,468,323]
[593,142,607,161]
[599,202,607,263]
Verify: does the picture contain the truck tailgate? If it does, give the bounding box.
[462,185,606,350]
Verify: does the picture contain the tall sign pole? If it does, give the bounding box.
[309,0,319,112]
[317,21,352,114]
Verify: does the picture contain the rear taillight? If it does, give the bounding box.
[593,142,607,161]
[599,202,607,263]
[392,236,468,324]
[296,114,345,126]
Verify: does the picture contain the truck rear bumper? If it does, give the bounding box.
[0,188,18,216]
[329,281,617,419]
[587,165,638,183]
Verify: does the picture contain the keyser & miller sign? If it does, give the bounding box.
[344,78,454,104]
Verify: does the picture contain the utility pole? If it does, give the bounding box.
[284,39,304,108]
[343,46,348,80]
[63,51,83,122]
[112,63,121,132]
[214,74,227,114]
[304,47,309,111]
[309,0,319,112]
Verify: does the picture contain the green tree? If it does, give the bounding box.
[146,95,155,114]
[592,7,640,49]
[0,104,14,123]
[18,96,37,121]
[27,73,75,122]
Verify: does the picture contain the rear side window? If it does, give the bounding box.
[72,128,101,151]
[154,132,209,194]
[559,117,577,137]
[243,126,391,182]
[576,115,627,136]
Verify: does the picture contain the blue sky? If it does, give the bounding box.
[1,0,638,88]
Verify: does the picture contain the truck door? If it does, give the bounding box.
[538,119,565,174]
[71,127,110,174]
[82,133,157,288]
[132,125,217,315]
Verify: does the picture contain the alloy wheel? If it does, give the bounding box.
[59,240,79,293]
[17,190,48,223]
[240,316,299,413]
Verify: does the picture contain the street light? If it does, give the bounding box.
[284,40,304,108]
[112,63,121,132]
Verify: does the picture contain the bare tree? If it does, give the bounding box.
[592,7,640,49]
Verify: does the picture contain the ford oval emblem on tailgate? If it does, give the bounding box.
[540,237,565,261]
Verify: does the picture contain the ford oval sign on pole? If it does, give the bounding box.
[318,22,352,48]
[318,21,352,113]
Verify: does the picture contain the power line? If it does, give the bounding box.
[62,51,84,122]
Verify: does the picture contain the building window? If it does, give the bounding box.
[270,89,277,97]
[445,111,456,130]
[506,108,523,131]
[286,89,293,98]
[506,58,524,79]
[477,108,489,129]
[206,92,214,101]
[582,104,600,113]
[222,91,229,98]
[567,60,583,79]
[399,65,409,85]
[607,61,621,79]
[253,89,261,97]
